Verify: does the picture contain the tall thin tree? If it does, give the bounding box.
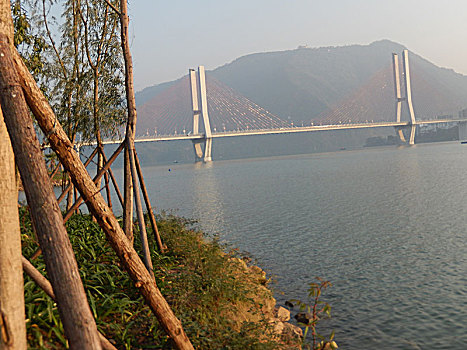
[0,2,27,348]
[79,0,125,184]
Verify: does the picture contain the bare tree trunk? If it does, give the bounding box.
[118,0,154,280]
[0,3,27,348]
[0,34,102,350]
[119,0,138,245]
[12,39,194,350]
[0,109,27,350]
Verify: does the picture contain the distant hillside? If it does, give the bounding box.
[210,40,408,120]
[136,40,467,134]
[136,80,177,106]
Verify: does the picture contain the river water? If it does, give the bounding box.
[80,142,467,348]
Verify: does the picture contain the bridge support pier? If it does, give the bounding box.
[395,127,407,142]
[191,138,212,162]
[408,124,416,145]
[192,140,204,162]
[458,121,467,141]
[189,66,213,162]
[203,138,212,162]
[394,124,416,145]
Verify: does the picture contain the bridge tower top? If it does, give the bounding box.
[402,50,416,125]
[189,66,213,162]
[392,49,417,144]
[392,50,417,124]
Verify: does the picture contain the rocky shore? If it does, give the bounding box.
[227,257,303,348]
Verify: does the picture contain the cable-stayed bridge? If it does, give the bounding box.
[129,50,467,162]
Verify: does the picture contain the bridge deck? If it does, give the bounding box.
[107,118,466,144]
[75,119,467,147]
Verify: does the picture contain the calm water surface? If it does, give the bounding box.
[113,142,466,349]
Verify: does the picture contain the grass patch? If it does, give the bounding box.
[20,208,294,349]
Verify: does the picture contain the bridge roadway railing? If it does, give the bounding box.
[74,118,467,147]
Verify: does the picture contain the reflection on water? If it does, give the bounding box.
[191,161,225,234]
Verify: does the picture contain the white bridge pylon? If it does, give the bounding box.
[189,66,212,162]
[392,49,417,145]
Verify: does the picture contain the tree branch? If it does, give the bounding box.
[78,2,96,70]
[103,0,120,16]
[42,0,67,80]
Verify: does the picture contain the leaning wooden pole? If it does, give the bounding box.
[101,148,113,211]
[21,257,117,350]
[119,0,139,244]
[57,146,99,204]
[101,150,124,206]
[49,161,61,181]
[134,150,165,252]
[123,141,133,241]
[129,147,154,278]
[11,38,194,350]
[104,167,113,210]
[0,35,102,349]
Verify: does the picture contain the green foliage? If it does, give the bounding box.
[76,0,126,143]
[21,208,147,349]
[12,1,48,89]
[289,277,335,350]
[20,209,285,349]
[14,0,126,145]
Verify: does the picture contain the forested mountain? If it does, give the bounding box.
[136,40,467,134]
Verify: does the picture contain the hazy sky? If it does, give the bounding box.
[129,0,467,91]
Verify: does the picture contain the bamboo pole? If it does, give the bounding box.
[134,150,165,252]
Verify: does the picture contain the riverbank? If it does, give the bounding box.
[20,208,302,349]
